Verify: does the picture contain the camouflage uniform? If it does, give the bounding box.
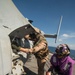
[12,27,49,75]
[32,34,49,75]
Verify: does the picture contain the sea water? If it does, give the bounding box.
[48,46,75,59]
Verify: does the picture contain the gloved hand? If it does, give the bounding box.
[12,44,21,50]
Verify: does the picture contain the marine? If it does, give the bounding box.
[12,27,49,75]
[46,44,75,75]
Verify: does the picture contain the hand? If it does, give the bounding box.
[46,71,51,75]
[29,49,33,53]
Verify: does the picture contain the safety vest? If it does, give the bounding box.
[50,54,75,75]
[33,34,49,59]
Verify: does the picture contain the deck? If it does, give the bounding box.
[24,53,75,75]
[24,53,52,75]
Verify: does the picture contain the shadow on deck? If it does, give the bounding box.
[24,53,52,75]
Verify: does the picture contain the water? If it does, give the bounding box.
[48,46,75,59]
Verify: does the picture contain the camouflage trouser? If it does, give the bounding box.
[37,58,46,75]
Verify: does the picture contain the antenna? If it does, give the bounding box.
[55,16,63,43]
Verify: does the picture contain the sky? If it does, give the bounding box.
[12,0,75,50]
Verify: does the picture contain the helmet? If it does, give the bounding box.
[55,44,70,56]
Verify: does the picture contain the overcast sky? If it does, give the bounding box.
[13,0,75,50]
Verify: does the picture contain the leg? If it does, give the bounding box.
[37,58,46,75]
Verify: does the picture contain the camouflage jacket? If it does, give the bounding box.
[33,34,49,59]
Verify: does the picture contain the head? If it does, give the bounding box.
[24,32,38,41]
[55,44,70,58]
[24,27,41,41]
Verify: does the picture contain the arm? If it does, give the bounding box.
[20,40,47,53]
[33,41,47,53]
[12,44,32,53]
[46,66,53,75]
[11,39,47,53]
[20,47,33,53]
